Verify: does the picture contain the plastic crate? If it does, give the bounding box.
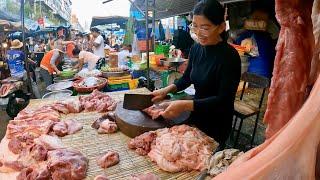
[155,44,170,57]
[105,83,130,92]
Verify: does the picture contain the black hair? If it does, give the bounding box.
[72,47,81,56]
[193,0,227,42]
[76,33,83,38]
[90,27,100,33]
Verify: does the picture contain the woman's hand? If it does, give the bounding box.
[151,88,169,103]
[160,100,193,120]
[150,84,177,102]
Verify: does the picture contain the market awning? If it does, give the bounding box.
[90,16,129,29]
[133,0,254,20]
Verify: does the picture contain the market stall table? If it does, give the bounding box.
[0,88,201,179]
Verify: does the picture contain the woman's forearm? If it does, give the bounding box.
[181,100,194,111]
[165,84,178,94]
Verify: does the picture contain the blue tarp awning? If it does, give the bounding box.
[90,16,128,29]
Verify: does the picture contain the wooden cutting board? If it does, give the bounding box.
[115,101,190,138]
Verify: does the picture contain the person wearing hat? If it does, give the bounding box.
[90,27,105,58]
[6,39,27,79]
[39,49,65,87]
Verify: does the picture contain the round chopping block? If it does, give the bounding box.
[115,101,190,138]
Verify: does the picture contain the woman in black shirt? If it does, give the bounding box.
[151,0,241,147]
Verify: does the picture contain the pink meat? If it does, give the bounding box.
[65,119,83,135]
[52,120,82,137]
[6,119,54,139]
[52,122,68,137]
[128,132,157,156]
[309,0,320,86]
[94,174,110,180]
[79,90,116,113]
[17,165,50,180]
[34,135,65,150]
[147,125,216,172]
[96,151,119,169]
[263,0,315,138]
[213,72,320,180]
[47,149,88,180]
[143,105,165,120]
[8,138,23,154]
[129,173,160,180]
[97,120,118,134]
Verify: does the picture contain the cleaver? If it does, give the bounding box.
[123,94,154,110]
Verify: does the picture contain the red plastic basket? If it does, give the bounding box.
[73,77,108,93]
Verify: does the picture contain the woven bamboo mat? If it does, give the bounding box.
[26,88,202,180]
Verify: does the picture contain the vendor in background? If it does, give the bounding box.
[37,39,46,52]
[85,34,93,52]
[75,33,84,50]
[118,44,132,68]
[235,6,277,78]
[72,46,105,71]
[151,0,241,148]
[6,39,27,79]
[54,35,75,51]
[47,36,55,51]
[90,27,105,58]
[39,49,64,87]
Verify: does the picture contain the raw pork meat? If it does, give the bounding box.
[50,101,82,114]
[65,119,83,134]
[92,113,116,129]
[94,174,109,180]
[33,135,65,150]
[52,121,68,137]
[0,83,15,97]
[17,164,50,180]
[8,138,24,154]
[79,90,116,113]
[96,151,119,169]
[16,106,60,122]
[309,0,320,86]
[97,120,118,134]
[128,132,157,156]
[143,105,165,120]
[52,120,83,137]
[147,125,218,172]
[2,143,48,173]
[6,119,54,139]
[47,149,88,180]
[129,173,160,180]
[263,0,315,138]
[213,74,320,179]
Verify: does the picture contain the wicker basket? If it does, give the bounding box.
[73,77,108,93]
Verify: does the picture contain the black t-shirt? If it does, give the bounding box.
[174,42,241,144]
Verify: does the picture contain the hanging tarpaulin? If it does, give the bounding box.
[124,17,134,45]
[159,21,165,41]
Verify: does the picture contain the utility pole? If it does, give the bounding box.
[145,0,150,89]
[21,0,32,93]
[152,0,155,51]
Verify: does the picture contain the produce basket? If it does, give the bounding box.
[73,77,108,93]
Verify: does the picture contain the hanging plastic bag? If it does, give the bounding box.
[241,35,259,57]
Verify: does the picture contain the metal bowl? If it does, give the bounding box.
[42,90,73,100]
[160,58,187,67]
[46,81,73,91]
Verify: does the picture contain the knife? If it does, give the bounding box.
[123,94,154,110]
